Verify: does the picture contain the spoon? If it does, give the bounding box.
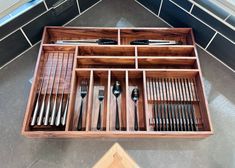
[131,88,139,131]
[112,81,121,130]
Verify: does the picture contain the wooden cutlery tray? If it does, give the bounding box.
[22,27,213,138]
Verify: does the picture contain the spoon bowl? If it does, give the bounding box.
[112,81,121,98]
[131,88,139,102]
[112,81,121,130]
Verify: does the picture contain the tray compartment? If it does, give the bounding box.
[77,46,135,57]
[110,71,127,131]
[120,28,193,45]
[138,57,197,69]
[127,71,146,131]
[89,71,109,131]
[76,57,136,69]
[145,71,211,132]
[137,46,195,57]
[43,27,118,44]
[68,70,91,131]
[26,46,74,131]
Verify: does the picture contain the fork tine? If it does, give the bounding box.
[98,89,104,96]
[81,80,88,92]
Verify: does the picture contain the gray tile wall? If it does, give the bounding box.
[137,0,235,70]
[0,0,100,67]
[0,0,234,70]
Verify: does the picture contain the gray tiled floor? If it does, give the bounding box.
[0,0,235,167]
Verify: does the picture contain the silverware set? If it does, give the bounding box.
[31,54,71,127]
[131,88,139,131]
[77,80,88,131]
[112,81,122,130]
[147,77,198,131]
[76,77,198,132]
[97,89,104,130]
[76,80,140,131]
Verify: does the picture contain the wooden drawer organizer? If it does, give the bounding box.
[22,27,213,138]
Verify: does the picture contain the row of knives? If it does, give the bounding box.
[30,53,73,127]
[52,39,183,45]
[147,77,199,131]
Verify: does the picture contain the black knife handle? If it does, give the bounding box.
[134,103,138,131]
[98,39,118,45]
[77,99,83,131]
[115,98,120,130]
[97,103,102,130]
[130,40,149,45]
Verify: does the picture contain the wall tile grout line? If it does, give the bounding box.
[0,41,41,70]
[64,0,102,26]
[225,14,231,21]
[43,0,49,10]
[135,0,234,72]
[52,0,69,9]
[189,4,194,13]
[196,44,235,73]
[157,0,163,16]
[205,32,217,50]
[76,0,81,14]
[0,0,103,70]
[169,0,234,44]
[20,28,33,46]
[135,0,171,27]
[0,0,79,43]
[0,27,20,41]
[0,9,49,41]
[188,0,234,30]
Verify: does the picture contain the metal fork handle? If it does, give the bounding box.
[115,98,120,130]
[77,99,84,131]
[50,99,57,125]
[97,102,102,130]
[43,98,51,125]
[61,97,69,126]
[31,100,39,126]
[37,99,45,125]
[55,97,63,126]
[134,102,138,131]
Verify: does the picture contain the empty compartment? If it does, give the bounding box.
[43,27,118,44]
[120,28,193,45]
[138,58,197,69]
[27,46,75,131]
[77,57,136,69]
[69,71,91,131]
[127,71,146,131]
[137,46,195,57]
[77,46,135,57]
[89,71,109,131]
[110,71,127,131]
[145,71,211,132]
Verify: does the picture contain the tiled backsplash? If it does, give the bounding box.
[0,0,234,70]
[0,0,100,67]
[136,0,235,70]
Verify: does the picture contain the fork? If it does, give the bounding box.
[97,89,104,130]
[77,80,88,131]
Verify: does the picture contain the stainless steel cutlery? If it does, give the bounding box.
[97,89,104,130]
[30,53,72,128]
[112,81,121,130]
[77,80,88,131]
[147,77,198,131]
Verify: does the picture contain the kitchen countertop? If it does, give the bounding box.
[0,0,234,167]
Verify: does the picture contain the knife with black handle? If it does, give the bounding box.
[130,39,183,45]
